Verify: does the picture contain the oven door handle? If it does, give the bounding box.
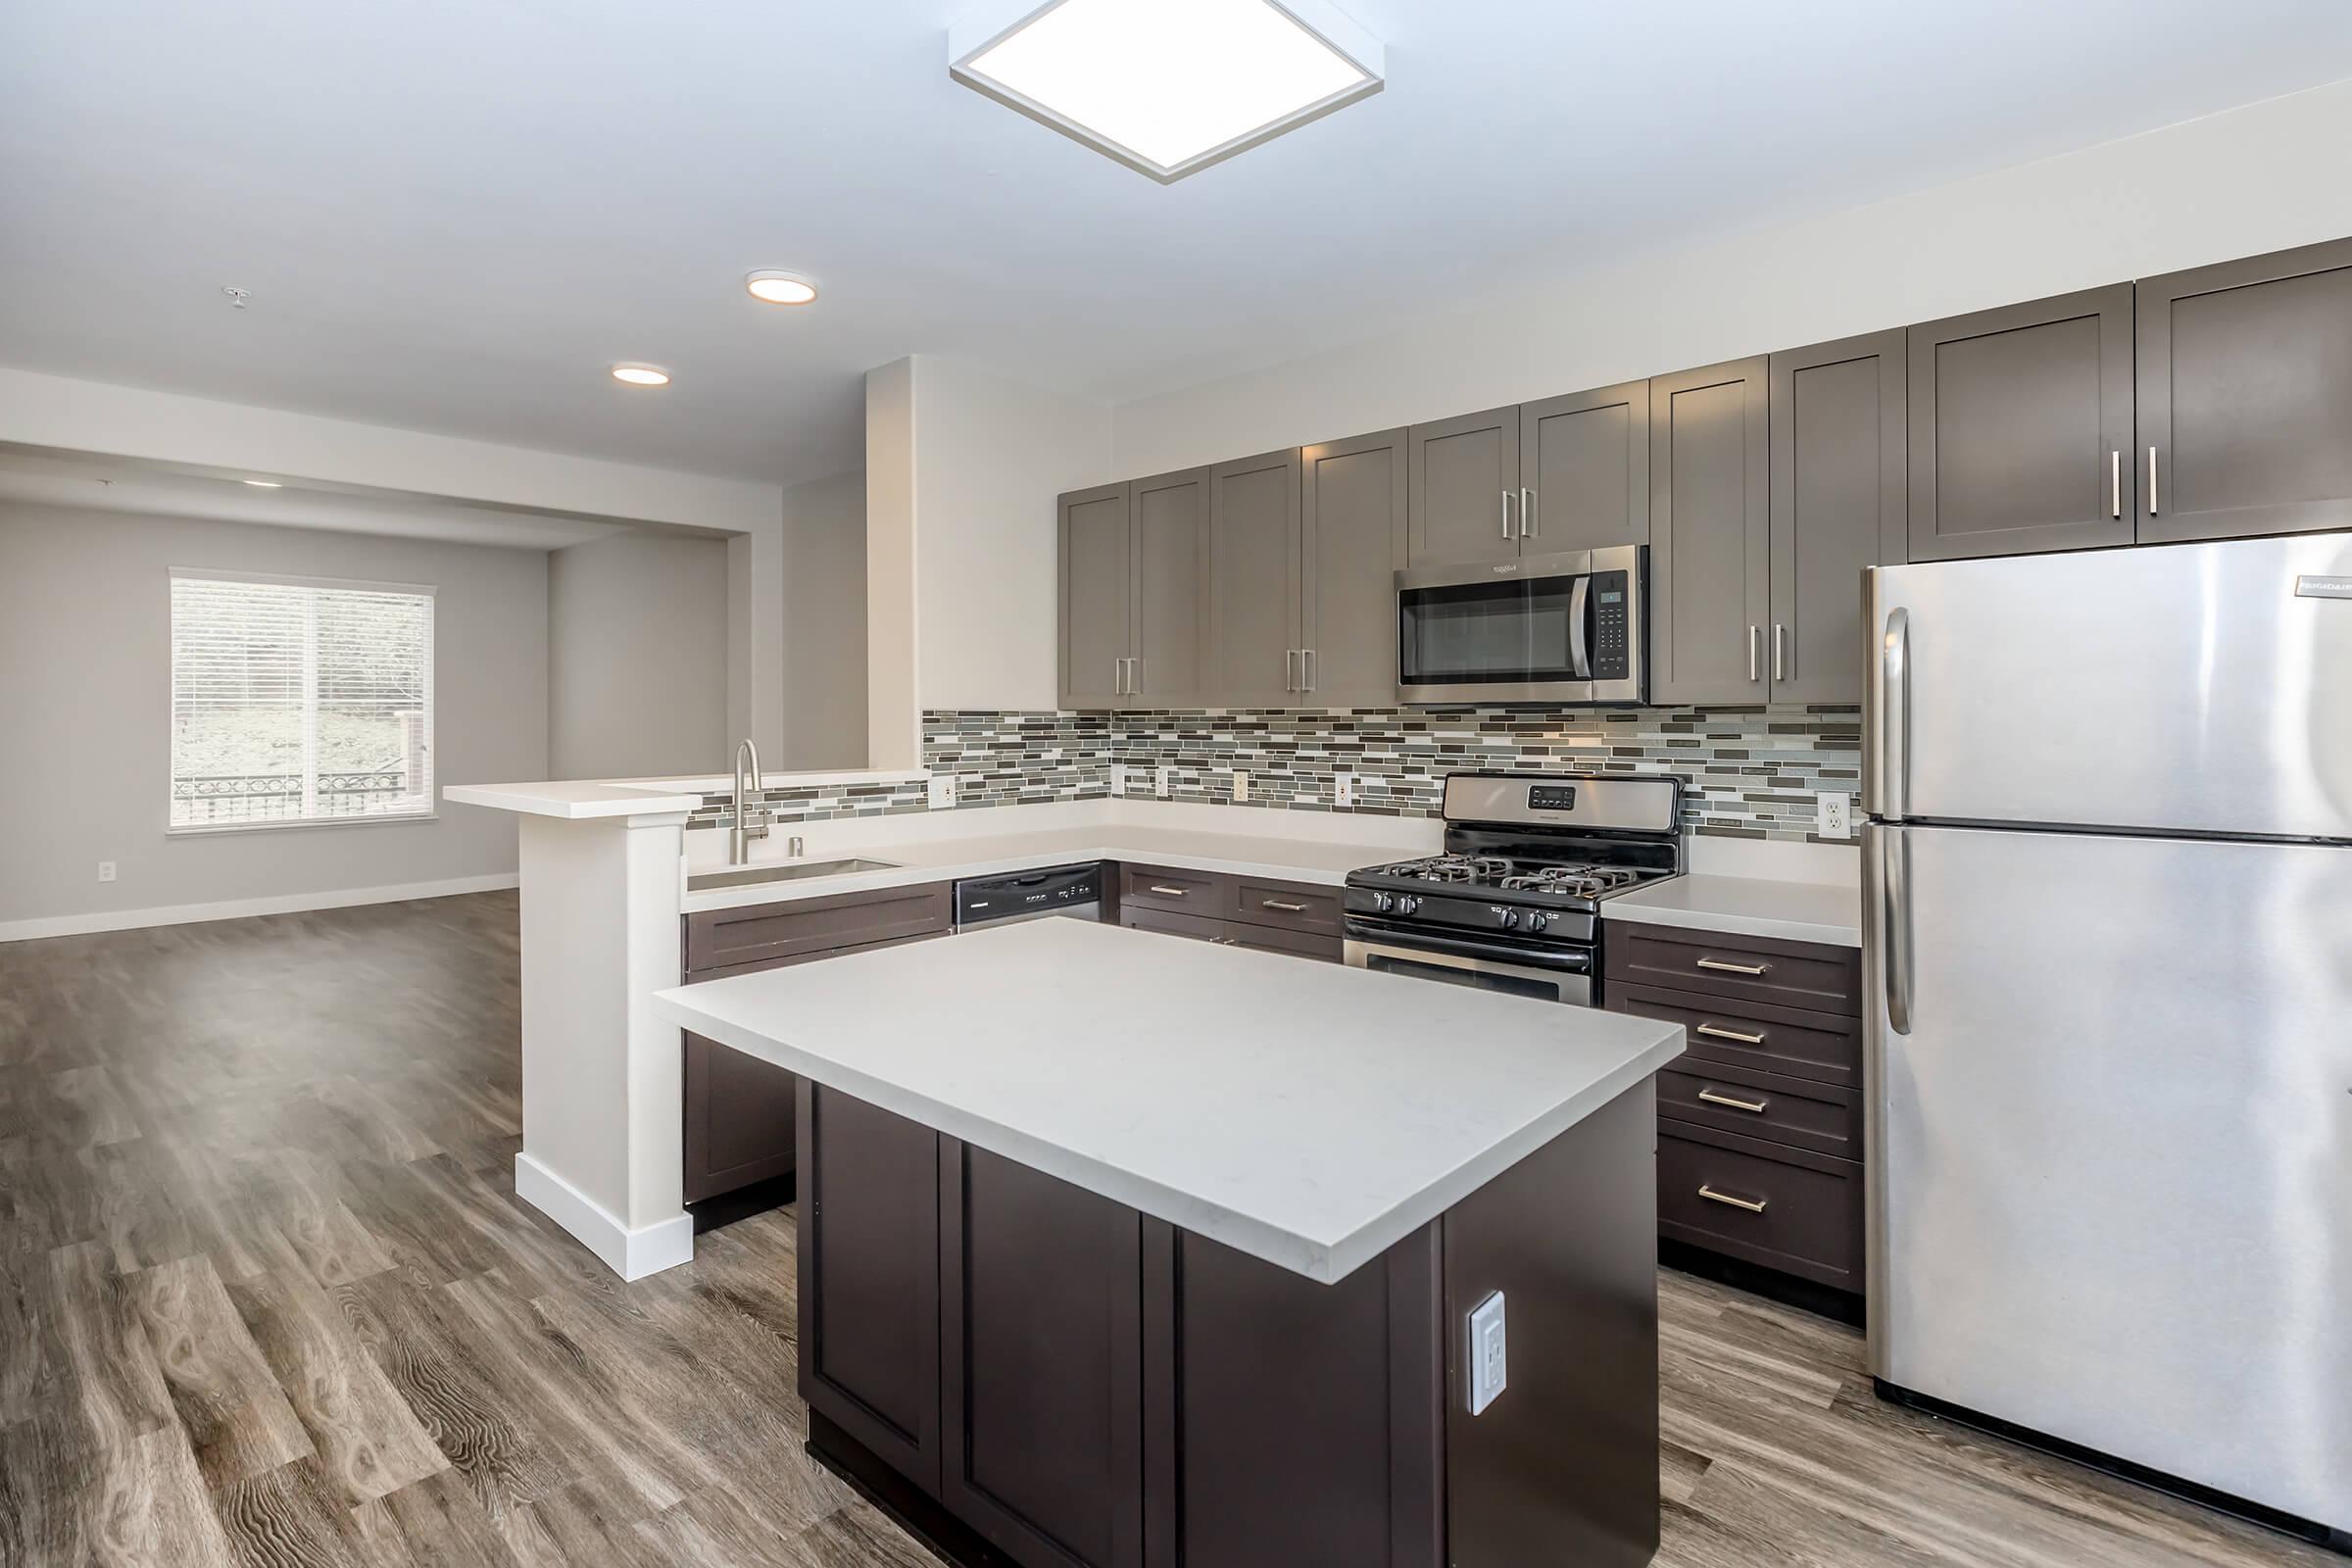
[1567,574,1592,680]
[1344,924,1593,974]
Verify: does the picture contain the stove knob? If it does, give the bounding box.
[1373,891,1396,914]
[1528,911,1549,934]
[1398,895,1422,916]
[1497,908,1520,929]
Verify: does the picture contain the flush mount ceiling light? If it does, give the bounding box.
[611,363,671,387]
[746,270,818,306]
[950,0,1383,183]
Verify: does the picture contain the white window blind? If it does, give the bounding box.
[169,570,435,830]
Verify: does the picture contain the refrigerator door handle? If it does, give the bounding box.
[1881,606,1910,822]
[1884,826,1914,1036]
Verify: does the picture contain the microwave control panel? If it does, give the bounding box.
[1591,571,1633,680]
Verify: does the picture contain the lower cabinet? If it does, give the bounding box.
[1113,861,1343,962]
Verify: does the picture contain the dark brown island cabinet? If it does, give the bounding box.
[1606,922,1866,1304]
[1114,860,1346,961]
[677,882,952,1216]
[795,1075,1662,1568]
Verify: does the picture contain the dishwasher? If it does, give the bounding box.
[952,862,1103,930]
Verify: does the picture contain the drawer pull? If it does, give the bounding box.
[1148,885,1190,897]
[1259,899,1309,913]
[1695,957,1770,975]
[1695,1023,1768,1046]
[1698,1185,1768,1214]
[1697,1089,1769,1114]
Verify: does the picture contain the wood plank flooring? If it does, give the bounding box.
[0,892,2333,1568]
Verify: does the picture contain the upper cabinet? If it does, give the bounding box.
[1520,381,1650,553]
[1406,407,1520,566]
[1298,428,1407,706]
[1647,358,1771,707]
[1207,449,1302,709]
[2135,236,2352,546]
[1768,331,1907,706]
[1057,468,1209,710]
[1906,284,2135,562]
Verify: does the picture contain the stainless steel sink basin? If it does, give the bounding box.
[687,858,902,892]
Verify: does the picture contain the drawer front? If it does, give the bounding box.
[1608,984,1860,1089]
[1121,906,1229,944]
[1120,863,1228,917]
[1604,923,1861,1015]
[685,882,952,973]
[1658,1127,1862,1292]
[1229,875,1344,937]
[1657,1058,1859,1161]
[1223,920,1343,964]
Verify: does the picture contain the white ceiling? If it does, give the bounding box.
[4,1,2350,487]
[0,448,638,550]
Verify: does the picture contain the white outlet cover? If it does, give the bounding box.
[1155,765,1172,799]
[1110,763,1128,795]
[928,774,956,809]
[97,860,118,882]
[1817,790,1852,839]
[1466,1290,1507,1414]
[1231,769,1250,803]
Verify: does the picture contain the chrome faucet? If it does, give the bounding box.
[729,739,769,865]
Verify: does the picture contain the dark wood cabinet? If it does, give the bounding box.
[683,1025,798,1205]
[1057,468,1209,710]
[1115,863,1344,962]
[1059,482,1131,709]
[1647,357,1772,706]
[1407,406,1520,566]
[1207,449,1301,709]
[1520,379,1650,553]
[1907,283,2135,562]
[1657,1122,1863,1292]
[2135,236,2352,546]
[1769,330,1907,705]
[1298,427,1408,705]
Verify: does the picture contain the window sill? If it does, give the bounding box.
[167,812,440,838]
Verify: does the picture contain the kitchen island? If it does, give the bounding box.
[653,917,1685,1568]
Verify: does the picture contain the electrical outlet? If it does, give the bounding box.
[1818,791,1852,839]
[928,774,956,809]
[1154,765,1173,800]
[96,860,117,883]
[1466,1291,1507,1415]
[1334,773,1356,808]
[1110,763,1128,796]
[1230,769,1250,803]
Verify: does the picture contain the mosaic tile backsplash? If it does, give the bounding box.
[690,707,1860,844]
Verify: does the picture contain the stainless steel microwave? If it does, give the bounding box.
[1396,545,1647,706]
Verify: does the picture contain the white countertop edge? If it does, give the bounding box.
[443,782,705,818]
[1599,877,1862,949]
[649,985,1684,1283]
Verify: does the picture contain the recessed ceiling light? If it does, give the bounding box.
[746,270,818,306]
[611,364,671,387]
[241,478,283,488]
[950,0,1383,183]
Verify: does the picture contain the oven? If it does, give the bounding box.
[1344,931,1594,1005]
[1396,544,1645,706]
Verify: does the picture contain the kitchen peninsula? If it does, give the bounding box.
[653,917,1687,1568]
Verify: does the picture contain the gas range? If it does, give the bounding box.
[1343,772,1684,1005]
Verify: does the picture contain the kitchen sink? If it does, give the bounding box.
[687,858,903,892]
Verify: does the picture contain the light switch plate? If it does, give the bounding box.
[1155,765,1172,800]
[1110,763,1128,796]
[1817,791,1851,839]
[1466,1290,1507,1415]
[928,774,956,809]
[1231,769,1250,803]
[1334,773,1356,808]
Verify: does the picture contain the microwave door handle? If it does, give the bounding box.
[1568,575,1592,679]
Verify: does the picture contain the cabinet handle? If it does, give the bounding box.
[2110,450,2122,519]
[1695,1022,1768,1046]
[2148,445,2159,516]
[1260,899,1308,912]
[1132,657,1143,697]
[1148,885,1189,897]
[1696,956,1770,975]
[1286,649,1298,692]
[1302,648,1315,692]
[1748,625,1760,682]
[1500,489,1513,540]
[1522,486,1537,540]
[1697,1088,1769,1114]
[1698,1185,1768,1214]
[1773,623,1786,682]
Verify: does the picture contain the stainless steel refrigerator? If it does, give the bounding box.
[1861,532,2352,1543]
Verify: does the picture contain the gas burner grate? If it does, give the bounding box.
[1495,863,1650,899]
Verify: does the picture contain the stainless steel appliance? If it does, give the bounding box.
[954,863,1102,929]
[1396,545,1646,706]
[1863,532,2352,1546]
[1344,772,1683,1004]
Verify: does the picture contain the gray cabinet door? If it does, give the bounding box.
[1060,482,1131,709]
[1207,449,1302,708]
[1520,380,1649,553]
[1406,406,1520,566]
[1907,284,2134,562]
[1128,467,1211,709]
[1649,358,1771,707]
[1300,427,1407,707]
[2136,236,2352,546]
[1769,330,1907,706]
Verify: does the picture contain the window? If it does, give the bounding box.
[169,570,435,831]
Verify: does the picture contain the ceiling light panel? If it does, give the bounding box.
[611,364,671,386]
[951,0,1383,182]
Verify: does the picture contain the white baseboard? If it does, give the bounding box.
[0,872,521,944]
[513,1152,694,1282]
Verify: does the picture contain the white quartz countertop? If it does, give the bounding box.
[680,821,1412,912]
[651,919,1685,1283]
[1601,872,1862,949]
[443,768,926,820]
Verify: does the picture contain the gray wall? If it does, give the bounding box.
[547,532,730,779]
[0,501,549,928]
[781,469,868,769]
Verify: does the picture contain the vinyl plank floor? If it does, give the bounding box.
[0,892,2334,1568]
